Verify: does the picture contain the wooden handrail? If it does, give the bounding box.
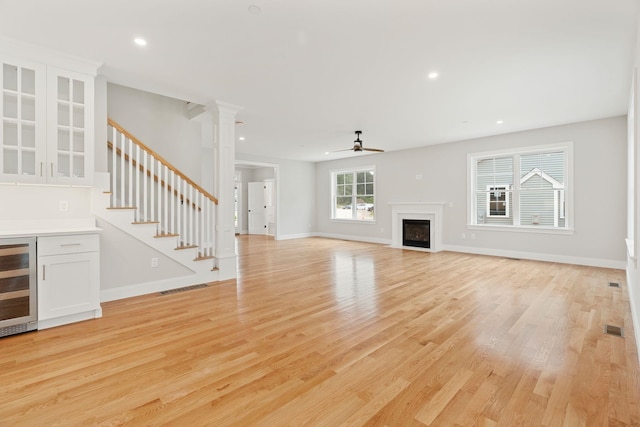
[107,141,201,211]
[108,118,218,205]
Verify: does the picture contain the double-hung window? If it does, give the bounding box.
[469,142,573,231]
[332,167,375,221]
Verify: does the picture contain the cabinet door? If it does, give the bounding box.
[47,67,94,186]
[38,251,99,321]
[0,58,46,183]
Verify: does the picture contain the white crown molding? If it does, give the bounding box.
[0,35,102,76]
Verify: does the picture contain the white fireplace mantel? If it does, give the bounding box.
[389,202,446,252]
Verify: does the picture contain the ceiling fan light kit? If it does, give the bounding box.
[334,131,384,153]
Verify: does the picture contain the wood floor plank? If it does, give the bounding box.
[0,235,638,425]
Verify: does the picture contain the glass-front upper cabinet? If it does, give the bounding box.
[47,67,94,185]
[0,59,46,183]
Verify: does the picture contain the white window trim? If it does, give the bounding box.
[467,142,574,233]
[330,165,376,223]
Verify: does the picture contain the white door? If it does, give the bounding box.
[248,182,266,235]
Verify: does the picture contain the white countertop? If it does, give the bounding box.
[0,218,101,238]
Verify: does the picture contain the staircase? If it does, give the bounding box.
[92,119,220,296]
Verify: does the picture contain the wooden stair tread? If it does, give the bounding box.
[194,255,216,261]
[211,267,219,272]
[103,191,112,194]
[132,221,160,225]
[154,233,180,238]
[175,245,198,250]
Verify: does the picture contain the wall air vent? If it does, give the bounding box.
[160,283,208,295]
[608,281,621,288]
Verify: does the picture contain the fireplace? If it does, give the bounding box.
[403,219,430,248]
[389,202,444,252]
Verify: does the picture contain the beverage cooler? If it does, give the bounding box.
[0,237,37,337]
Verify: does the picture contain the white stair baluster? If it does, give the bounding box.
[120,133,125,206]
[149,154,155,222]
[170,170,175,235]
[135,144,141,221]
[128,137,133,212]
[143,150,148,221]
[163,166,171,233]
[176,177,182,244]
[208,197,211,256]
[157,161,162,233]
[190,185,194,248]
[111,126,117,207]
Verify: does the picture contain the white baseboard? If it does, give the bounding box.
[313,232,392,246]
[301,233,626,269]
[443,244,626,270]
[100,274,219,302]
[277,232,315,241]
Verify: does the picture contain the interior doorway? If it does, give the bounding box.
[234,160,279,238]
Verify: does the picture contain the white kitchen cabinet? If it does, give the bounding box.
[0,58,46,183]
[37,233,101,329]
[47,67,94,185]
[0,55,95,186]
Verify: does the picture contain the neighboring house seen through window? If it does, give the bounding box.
[332,167,375,221]
[469,143,572,231]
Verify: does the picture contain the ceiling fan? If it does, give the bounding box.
[335,131,384,153]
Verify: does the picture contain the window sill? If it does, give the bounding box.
[467,224,574,235]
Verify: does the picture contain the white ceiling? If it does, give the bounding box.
[0,0,637,162]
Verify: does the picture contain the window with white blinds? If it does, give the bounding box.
[469,143,573,231]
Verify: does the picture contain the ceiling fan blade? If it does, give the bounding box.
[331,148,355,152]
[363,148,385,152]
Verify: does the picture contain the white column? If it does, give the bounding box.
[205,100,242,280]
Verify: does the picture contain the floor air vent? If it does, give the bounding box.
[603,324,624,338]
[160,283,208,295]
[608,281,621,288]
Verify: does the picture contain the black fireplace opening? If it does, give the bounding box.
[403,219,430,248]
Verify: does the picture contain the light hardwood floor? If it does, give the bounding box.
[1,236,638,426]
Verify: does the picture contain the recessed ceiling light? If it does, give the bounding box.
[324,152,329,155]
[239,136,245,141]
[134,37,147,46]
[428,72,439,79]
[235,121,244,126]
[496,120,504,125]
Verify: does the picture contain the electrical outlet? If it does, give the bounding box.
[59,200,69,212]
[151,257,159,268]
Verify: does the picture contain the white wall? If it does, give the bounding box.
[316,116,627,268]
[97,219,192,292]
[106,83,202,182]
[236,153,316,239]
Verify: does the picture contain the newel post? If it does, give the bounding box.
[205,100,242,280]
